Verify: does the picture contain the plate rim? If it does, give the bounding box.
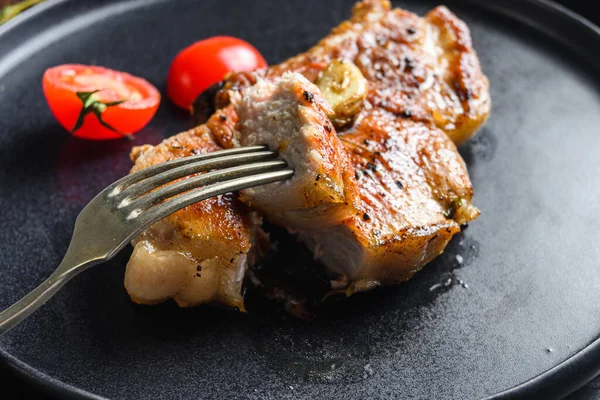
[1,0,599,399]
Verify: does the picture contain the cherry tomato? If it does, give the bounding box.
[43,64,160,140]
[167,36,267,110]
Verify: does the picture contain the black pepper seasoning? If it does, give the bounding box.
[363,213,371,221]
[303,91,315,103]
[458,88,472,101]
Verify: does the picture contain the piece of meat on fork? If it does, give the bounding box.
[125,124,267,311]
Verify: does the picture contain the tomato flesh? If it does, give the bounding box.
[167,36,267,110]
[43,64,160,140]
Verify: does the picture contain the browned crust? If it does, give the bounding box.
[130,122,253,255]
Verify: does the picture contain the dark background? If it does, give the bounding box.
[1,0,599,399]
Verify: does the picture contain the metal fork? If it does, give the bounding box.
[0,145,293,335]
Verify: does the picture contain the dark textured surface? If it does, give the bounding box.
[1,0,600,399]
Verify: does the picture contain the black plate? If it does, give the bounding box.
[1,0,600,399]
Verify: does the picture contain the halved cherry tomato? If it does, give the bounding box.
[167,36,267,110]
[43,64,160,140]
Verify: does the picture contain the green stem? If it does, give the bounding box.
[73,91,131,139]
[1,0,46,25]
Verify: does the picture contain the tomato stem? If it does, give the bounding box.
[73,90,130,138]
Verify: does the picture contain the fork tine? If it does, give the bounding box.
[126,169,294,229]
[115,151,277,205]
[106,145,268,197]
[125,160,288,212]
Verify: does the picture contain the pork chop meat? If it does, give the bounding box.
[299,113,478,292]
[230,72,357,228]
[125,122,266,310]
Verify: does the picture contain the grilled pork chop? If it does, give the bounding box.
[214,0,490,145]
[126,0,488,310]
[125,122,266,310]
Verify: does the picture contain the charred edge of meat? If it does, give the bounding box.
[191,81,225,125]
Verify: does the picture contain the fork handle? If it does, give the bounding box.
[0,259,88,335]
